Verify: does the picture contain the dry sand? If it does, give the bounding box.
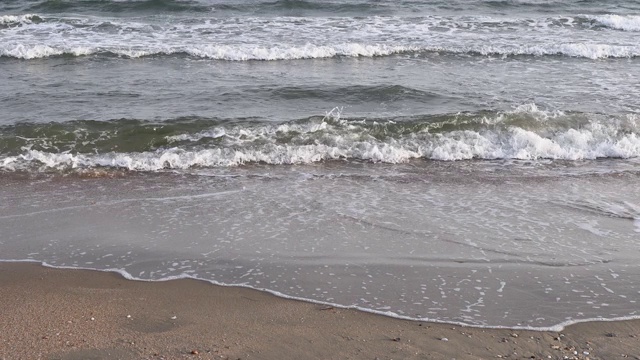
[1,262,639,360]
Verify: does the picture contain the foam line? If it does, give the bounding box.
[3,259,640,332]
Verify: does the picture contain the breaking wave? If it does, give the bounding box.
[0,43,419,61]
[0,14,42,27]
[2,106,640,172]
[586,15,640,32]
[3,42,640,61]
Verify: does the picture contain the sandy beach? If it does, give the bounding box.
[0,262,638,360]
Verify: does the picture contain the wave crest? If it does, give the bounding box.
[0,14,42,27]
[589,15,640,32]
[2,42,639,60]
[2,107,640,172]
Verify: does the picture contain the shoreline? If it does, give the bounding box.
[1,262,639,360]
[5,259,640,333]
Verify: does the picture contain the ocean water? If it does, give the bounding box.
[1,0,640,330]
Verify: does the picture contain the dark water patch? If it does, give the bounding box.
[483,0,561,10]
[259,0,387,14]
[26,0,212,14]
[233,84,446,104]
[0,117,226,155]
[20,0,384,15]
[480,0,640,14]
[26,0,74,12]
[5,0,640,16]
[186,0,393,16]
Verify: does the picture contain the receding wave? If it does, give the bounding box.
[2,105,640,172]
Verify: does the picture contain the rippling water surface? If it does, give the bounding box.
[1,0,639,329]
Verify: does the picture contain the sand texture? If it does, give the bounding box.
[1,263,639,360]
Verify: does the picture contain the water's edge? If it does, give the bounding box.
[4,259,640,332]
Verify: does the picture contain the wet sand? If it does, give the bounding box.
[1,262,639,360]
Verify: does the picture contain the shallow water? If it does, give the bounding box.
[1,162,639,329]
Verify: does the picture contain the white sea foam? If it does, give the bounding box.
[0,14,40,25]
[2,41,638,60]
[1,14,638,60]
[467,43,640,59]
[589,14,640,32]
[0,42,417,60]
[0,44,93,60]
[184,43,418,61]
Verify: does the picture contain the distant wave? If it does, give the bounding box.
[458,43,640,59]
[2,13,640,60]
[217,0,386,13]
[17,0,388,15]
[0,14,42,27]
[11,0,637,17]
[25,0,213,13]
[2,106,640,172]
[0,43,419,60]
[2,42,639,60]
